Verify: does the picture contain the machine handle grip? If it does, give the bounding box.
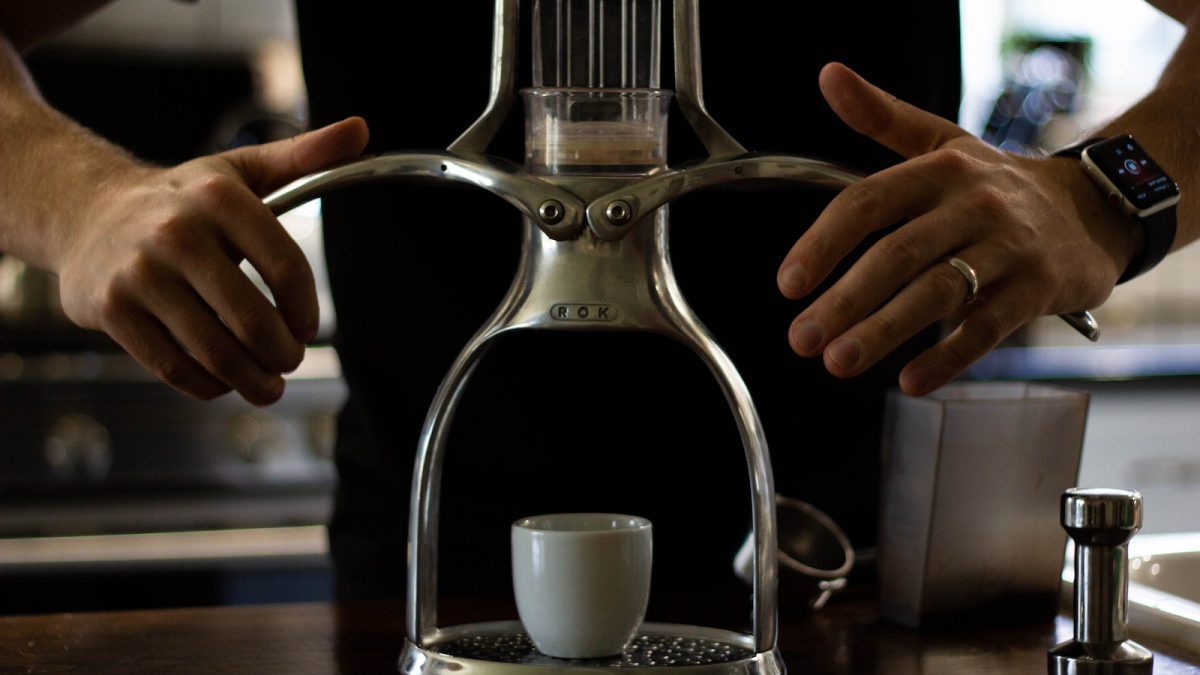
[585,153,863,240]
[264,152,586,240]
[585,153,1100,341]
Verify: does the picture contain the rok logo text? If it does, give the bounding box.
[549,304,618,321]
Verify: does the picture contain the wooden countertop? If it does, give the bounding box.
[2,592,1198,674]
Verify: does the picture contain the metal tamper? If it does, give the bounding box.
[1049,488,1153,674]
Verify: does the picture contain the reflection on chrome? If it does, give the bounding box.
[1064,532,1200,655]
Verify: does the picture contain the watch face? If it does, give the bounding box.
[1085,135,1179,211]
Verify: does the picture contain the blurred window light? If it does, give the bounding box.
[960,0,1184,139]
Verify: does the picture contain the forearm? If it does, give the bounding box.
[1096,4,1200,253]
[0,32,146,271]
[0,12,369,406]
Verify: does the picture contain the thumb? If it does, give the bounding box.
[819,62,967,159]
[222,116,370,196]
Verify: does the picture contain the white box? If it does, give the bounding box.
[879,382,1088,627]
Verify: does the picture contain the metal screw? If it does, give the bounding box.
[605,200,632,226]
[538,200,564,225]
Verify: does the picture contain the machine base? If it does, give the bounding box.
[399,621,785,675]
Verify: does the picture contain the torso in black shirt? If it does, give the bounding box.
[294,2,961,600]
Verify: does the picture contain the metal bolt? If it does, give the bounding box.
[538,200,564,225]
[606,200,632,226]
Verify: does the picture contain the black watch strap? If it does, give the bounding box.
[1053,137,1178,284]
[1127,207,1177,284]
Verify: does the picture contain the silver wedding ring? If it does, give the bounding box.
[945,257,979,304]
[938,257,1097,340]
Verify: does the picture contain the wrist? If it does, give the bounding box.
[1043,155,1143,285]
[34,118,151,272]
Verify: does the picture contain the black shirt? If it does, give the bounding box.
[294,2,961,600]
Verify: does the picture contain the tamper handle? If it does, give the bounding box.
[1062,487,1142,537]
[1061,488,1141,647]
[1049,487,1152,673]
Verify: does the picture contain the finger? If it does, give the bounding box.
[786,206,973,356]
[104,305,232,401]
[898,279,1040,397]
[134,271,287,405]
[164,218,307,373]
[222,116,370,196]
[819,62,969,159]
[191,176,320,344]
[778,151,971,299]
[818,247,995,378]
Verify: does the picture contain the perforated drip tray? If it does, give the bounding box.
[439,630,754,666]
[402,621,778,674]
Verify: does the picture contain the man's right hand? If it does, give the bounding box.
[54,117,369,405]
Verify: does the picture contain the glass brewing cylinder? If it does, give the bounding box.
[524,0,670,176]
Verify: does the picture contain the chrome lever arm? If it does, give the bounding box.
[673,0,746,160]
[586,153,1101,340]
[264,152,586,240]
[586,154,863,240]
[447,0,519,155]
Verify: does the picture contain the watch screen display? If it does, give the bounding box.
[1086,135,1179,211]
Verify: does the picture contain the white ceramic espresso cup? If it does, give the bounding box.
[512,513,652,659]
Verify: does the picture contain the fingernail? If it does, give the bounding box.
[827,337,861,372]
[901,368,927,396]
[302,320,319,344]
[778,264,808,295]
[291,314,319,345]
[283,344,306,374]
[266,376,286,401]
[791,318,823,354]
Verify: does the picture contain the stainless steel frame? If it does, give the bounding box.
[263,1,1099,673]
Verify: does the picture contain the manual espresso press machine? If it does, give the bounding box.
[268,1,869,673]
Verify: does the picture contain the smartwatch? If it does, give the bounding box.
[1054,135,1180,284]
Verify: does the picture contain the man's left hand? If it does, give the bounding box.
[778,62,1137,396]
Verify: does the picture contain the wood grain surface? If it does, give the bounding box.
[2,592,1197,674]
